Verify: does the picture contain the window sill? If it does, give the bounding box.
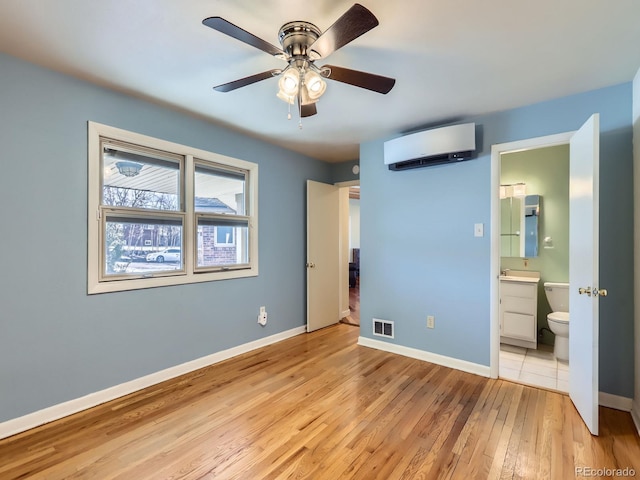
[88,266,258,295]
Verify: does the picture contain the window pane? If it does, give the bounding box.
[195,164,246,215]
[197,217,248,268]
[102,145,181,211]
[215,226,234,246]
[104,215,183,276]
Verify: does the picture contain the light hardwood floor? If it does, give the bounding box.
[341,281,360,327]
[1,324,639,479]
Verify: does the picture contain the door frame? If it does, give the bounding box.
[490,131,574,378]
[336,180,360,321]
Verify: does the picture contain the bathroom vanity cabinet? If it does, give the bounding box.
[500,276,539,349]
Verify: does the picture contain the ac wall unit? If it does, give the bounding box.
[383,123,476,171]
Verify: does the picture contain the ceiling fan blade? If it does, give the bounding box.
[323,65,395,94]
[203,17,285,57]
[301,103,318,117]
[310,4,379,58]
[213,69,281,92]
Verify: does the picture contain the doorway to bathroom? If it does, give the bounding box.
[497,143,570,394]
[491,115,602,435]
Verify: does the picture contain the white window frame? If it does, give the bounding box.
[88,121,259,294]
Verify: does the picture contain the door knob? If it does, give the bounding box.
[594,288,608,297]
[578,287,592,297]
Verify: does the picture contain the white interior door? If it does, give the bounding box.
[569,113,600,435]
[307,180,340,332]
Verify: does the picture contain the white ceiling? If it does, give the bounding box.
[1,0,639,162]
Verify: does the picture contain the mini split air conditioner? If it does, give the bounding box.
[383,123,476,171]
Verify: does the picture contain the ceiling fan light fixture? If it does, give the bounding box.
[276,90,295,104]
[282,75,298,92]
[204,4,395,125]
[278,68,300,99]
[298,84,314,106]
[304,69,326,101]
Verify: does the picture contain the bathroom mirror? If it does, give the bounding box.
[500,194,541,258]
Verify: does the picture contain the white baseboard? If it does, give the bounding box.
[598,392,633,412]
[358,336,491,378]
[631,402,640,436]
[357,337,638,416]
[341,309,351,319]
[0,326,306,441]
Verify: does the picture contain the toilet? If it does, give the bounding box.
[544,282,570,362]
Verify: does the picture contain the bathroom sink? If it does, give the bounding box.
[499,270,540,283]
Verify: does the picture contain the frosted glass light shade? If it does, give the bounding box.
[304,70,326,100]
[276,91,295,104]
[278,68,300,98]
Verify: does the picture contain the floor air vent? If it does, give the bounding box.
[372,318,394,338]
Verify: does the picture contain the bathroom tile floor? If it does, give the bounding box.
[499,343,569,393]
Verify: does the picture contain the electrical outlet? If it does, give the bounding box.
[427,315,435,329]
[258,306,267,326]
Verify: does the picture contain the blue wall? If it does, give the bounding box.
[0,53,332,422]
[0,49,633,423]
[360,83,634,398]
[331,159,360,183]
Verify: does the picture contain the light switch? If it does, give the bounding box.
[474,223,484,237]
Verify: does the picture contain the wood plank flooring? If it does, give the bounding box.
[1,324,639,479]
[341,281,360,327]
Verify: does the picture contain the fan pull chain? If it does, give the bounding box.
[297,90,303,129]
[287,100,292,120]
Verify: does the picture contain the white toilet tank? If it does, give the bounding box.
[544,282,569,312]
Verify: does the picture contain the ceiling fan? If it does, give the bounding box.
[202,3,396,122]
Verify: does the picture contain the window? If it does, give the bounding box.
[88,122,258,294]
[194,161,248,269]
[215,226,235,246]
